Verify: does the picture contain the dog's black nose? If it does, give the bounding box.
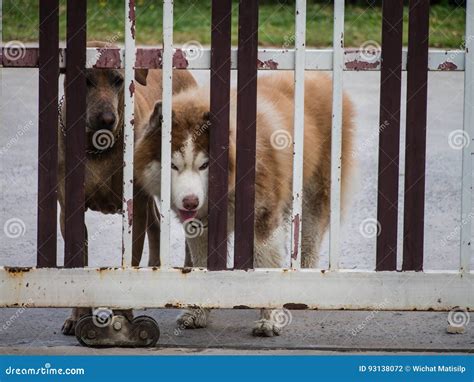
[98,112,116,130]
[183,195,199,210]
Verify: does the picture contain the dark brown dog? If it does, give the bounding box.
[59,42,197,334]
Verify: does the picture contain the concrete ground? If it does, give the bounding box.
[0,308,472,354]
[0,69,472,352]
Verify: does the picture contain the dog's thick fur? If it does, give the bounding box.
[134,72,354,336]
[58,41,197,334]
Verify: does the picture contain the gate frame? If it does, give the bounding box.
[0,0,472,311]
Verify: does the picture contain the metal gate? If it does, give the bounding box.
[0,0,472,311]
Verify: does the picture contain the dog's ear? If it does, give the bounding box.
[149,101,163,130]
[135,69,149,86]
[148,101,176,133]
[203,111,211,122]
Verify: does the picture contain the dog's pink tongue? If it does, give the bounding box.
[179,210,198,222]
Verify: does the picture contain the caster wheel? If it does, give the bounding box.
[131,316,160,347]
[75,313,160,348]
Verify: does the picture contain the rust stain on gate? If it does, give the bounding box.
[257,59,278,70]
[173,49,189,68]
[438,61,458,71]
[93,47,121,68]
[345,59,380,71]
[128,0,136,39]
[292,214,300,260]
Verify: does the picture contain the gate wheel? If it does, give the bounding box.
[75,313,160,348]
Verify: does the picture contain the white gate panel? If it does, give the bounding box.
[0,268,472,310]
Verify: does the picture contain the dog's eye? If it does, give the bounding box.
[199,161,209,171]
[171,163,179,171]
[113,76,124,87]
[86,78,95,87]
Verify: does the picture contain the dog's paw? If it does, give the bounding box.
[252,319,282,337]
[176,309,208,329]
[61,318,77,336]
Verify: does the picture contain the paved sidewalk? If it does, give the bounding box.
[0,309,472,353]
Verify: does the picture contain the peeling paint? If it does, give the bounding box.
[128,0,136,40]
[97,267,120,272]
[345,60,380,71]
[93,48,121,69]
[5,267,31,274]
[283,303,308,310]
[438,61,458,71]
[292,214,300,260]
[128,80,135,98]
[257,59,279,70]
[127,199,133,226]
[164,302,187,309]
[136,48,162,69]
[173,49,189,69]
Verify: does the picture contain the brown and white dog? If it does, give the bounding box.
[134,72,354,336]
[59,42,197,335]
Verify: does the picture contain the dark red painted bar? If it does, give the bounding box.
[2,48,40,67]
[208,0,232,270]
[403,0,430,271]
[234,0,259,270]
[375,0,403,271]
[64,0,87,268]
[37,0,59,268]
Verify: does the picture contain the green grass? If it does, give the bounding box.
[3,0,466,48]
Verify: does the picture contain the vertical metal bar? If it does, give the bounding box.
[460,0,473,273]
[122,0,136,267]
[208,0,232,271]
[234,0,258,270]
[160,0,173,268]
[376,0,403,271]
[328,0,344,270]
[290,0,306,269]
[37,0,59,268]
[402,0,430,271]
[64,0,87,268]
